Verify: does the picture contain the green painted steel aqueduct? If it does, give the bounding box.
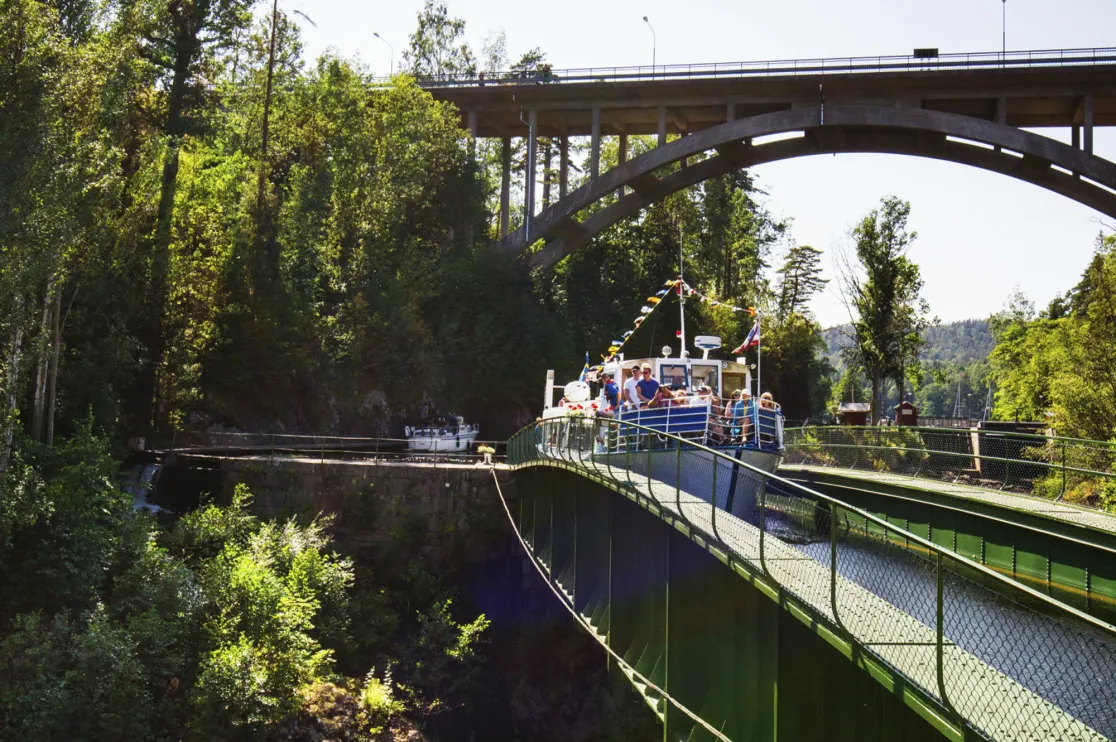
[499,419,1116,742]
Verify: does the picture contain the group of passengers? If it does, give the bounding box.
[600,364,777,445]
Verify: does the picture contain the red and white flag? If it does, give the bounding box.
[731,318,760,355]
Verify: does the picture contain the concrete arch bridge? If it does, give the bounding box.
[426,48,1116,269]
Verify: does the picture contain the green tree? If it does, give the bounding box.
[839,197,930,420]
[775,243,827,320]
[402,0,475,79]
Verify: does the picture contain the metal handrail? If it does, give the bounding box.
[508,416,1116,742]
[784,425,1116,506]
[397,46,1116,87]
[792,424,1116,450]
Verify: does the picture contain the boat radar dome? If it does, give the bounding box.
[563,381,591,403]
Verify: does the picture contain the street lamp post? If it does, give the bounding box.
[1001,0,1006,61]
[373,32,394,75]
[642,16,656,78]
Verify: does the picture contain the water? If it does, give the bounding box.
[125,463,168,514]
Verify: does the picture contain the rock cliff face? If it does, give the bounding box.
[160,456,660,741]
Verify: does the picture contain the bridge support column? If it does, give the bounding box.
[727,103,736,122]
[542,139,552,210]
[1073,125,1081,150]
[1084,95,1094,154]
[466,110,478,158]
[559,135,569,199]
[499,136,510,238]
[590,107,602,178]
[525,110,537,234]
[994,98,1007,152]
[618,132,628,195]
[657,106,667,146]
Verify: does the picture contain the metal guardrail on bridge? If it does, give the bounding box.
[508,418,1116,742]
[784,426,1116,511]
[404,46,1116,87]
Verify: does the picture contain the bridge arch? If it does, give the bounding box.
[503,105,1116,270]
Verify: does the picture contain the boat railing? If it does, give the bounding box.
[615,398,783,451]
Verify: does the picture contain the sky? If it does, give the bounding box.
[289,0,1116,327]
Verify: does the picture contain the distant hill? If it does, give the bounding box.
[823,318,994,372]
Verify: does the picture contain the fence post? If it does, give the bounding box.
[935,551,952,711]
[830,504,840,627]
[1060,439,1067,501]
[711,453,719,540]
[759,480,768,574]
[625,425,634,488]
[675,439,682,512]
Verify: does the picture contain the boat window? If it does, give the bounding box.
[690,365,719,394]
[659,363,688,388]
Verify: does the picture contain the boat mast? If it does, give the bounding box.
[678,224,687,360]
[756,311,762,398]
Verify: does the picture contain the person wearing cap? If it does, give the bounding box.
[636,363,660,407]
[689,385,712,407]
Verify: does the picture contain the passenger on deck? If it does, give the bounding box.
[732,389,754,444]
[671,388,688,406]
[602,372,619,412]
[650,386,674,408]
[689,385,712,407]
[758,392,778,444]
[636,364,660,406]
[624,366,641,408]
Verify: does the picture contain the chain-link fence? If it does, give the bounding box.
[784,426,1116,511]
[508,418,1116,742]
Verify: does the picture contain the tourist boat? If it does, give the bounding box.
[405,415,479,452]
[538,278,784,521]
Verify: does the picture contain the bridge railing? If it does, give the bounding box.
[784,425,1116,511]
[404,46,1116,87]
[508,417,1116,742]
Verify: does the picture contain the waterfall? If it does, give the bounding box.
[126,463,168,514]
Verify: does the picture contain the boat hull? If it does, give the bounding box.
[594,446,781,523]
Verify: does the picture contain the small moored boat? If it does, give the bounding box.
[405,415,479,452]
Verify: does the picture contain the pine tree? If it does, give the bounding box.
[775,243,827,319]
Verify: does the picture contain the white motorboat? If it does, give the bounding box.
[405,416,479,452]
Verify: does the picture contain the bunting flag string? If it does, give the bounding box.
[586,277,759,375]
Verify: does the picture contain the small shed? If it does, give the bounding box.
[894,401,918,427]
[838,402,871,426]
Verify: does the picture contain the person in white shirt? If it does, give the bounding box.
[623,366,641,407]
[689,385,712,406]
